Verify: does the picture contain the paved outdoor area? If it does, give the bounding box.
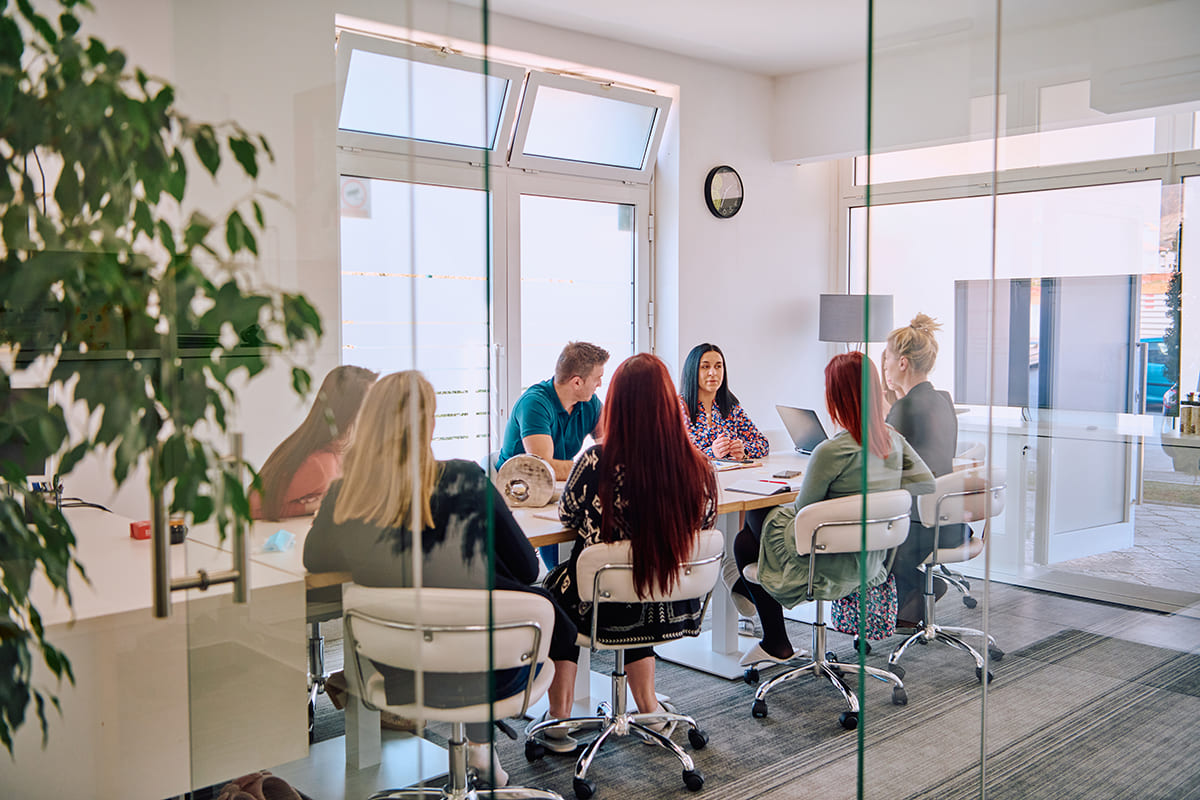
[1053,433,1200,594]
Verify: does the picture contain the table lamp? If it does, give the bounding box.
[818,294,894,345]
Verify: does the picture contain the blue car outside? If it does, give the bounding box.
[1143,337,1170,412]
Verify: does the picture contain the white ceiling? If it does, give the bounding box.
[463,0,1167,78]
[475,0,868,76]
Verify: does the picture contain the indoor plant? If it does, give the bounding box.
[0,0,322,752]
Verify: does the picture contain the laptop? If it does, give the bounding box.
[776,405,829,454]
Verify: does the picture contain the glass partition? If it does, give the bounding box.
[861,2,1200,797]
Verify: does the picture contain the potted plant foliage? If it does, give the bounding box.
[0,0,322,752]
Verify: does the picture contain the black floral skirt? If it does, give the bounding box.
[545,560,705,649]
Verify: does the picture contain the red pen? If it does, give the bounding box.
[760,479,788,484]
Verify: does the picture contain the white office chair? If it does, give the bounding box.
[888,468,1006,683]
[741,490,911,730]
[939,441,988,607]
[525,530,724,800]
[343,586,564,800]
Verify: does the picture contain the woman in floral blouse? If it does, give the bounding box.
[678,342,769,460]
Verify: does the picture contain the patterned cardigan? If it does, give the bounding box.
[550,444,717,646]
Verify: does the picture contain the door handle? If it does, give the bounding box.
[152,432,249,617]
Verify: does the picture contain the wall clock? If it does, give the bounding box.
[704,165,743,219]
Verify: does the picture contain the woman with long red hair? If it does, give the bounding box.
[534,353,718,750]
[734,351,934,666]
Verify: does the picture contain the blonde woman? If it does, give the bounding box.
[303,371,577,788]
[251,365,377,520]
[882,313,965,625]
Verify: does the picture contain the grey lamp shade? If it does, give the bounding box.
[818,294,895,342]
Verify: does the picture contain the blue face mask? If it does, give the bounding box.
[263,528,296,552]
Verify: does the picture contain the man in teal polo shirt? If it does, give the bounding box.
[497,341,609,481]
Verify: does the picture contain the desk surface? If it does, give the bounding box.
[287,451,808,589]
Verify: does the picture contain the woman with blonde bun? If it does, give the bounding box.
[881,313,967,625]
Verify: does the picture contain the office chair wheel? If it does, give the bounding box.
[525,739,546,762]
[573,777,596,799]
[892,686,908,705]
[853,637,872,656]
[839,711,858,730]
[889,663,905,680]
[682,769,705,792]
[688,727,709,749]
[825,650,839,663]
[751,699,768,718]
[963,596,978,609]
[976,666,994,683]
[988,645,1005,661]
[743,667,759,685]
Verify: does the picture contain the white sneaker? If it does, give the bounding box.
[466,742,508,787]
[722,556,741,592]
[738,642,808,667]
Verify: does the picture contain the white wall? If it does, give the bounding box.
[773,0,1200,162]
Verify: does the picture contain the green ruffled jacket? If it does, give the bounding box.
[757,429,935,607]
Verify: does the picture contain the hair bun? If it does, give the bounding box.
[910,313,942,335]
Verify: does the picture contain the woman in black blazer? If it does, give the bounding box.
[882,314,968,625]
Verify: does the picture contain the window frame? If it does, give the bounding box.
[336,150,653,447]
[334,31,525,162]
[507,70,671,183]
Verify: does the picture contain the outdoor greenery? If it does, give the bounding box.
[0,0,322,753]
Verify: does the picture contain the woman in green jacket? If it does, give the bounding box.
[734,351,935,666]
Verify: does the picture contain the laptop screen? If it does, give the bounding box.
[775,405,828,454]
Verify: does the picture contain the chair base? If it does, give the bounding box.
[307,621,329,740]
[888,580,1003,682]
[748,614,907,727]
[525,652,707,795]
[371,723,563,800]
[937,564,977,608]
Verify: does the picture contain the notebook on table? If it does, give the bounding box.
[726,478,795,496]
[776,405,829,454]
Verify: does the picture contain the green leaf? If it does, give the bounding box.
[133,200,153,235]
[55,443,89,476]
[251,200,264,228]
[291,367,312,397]
[225,210,256,255]
[228,137,258,179]
[193,125,220,176]
[0,16,22,68]
[166,150,186,203]
[59,12,80,36]
[54,162,81,217]
[15,0,56,46]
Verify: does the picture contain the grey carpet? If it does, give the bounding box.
[312,624,1200,800]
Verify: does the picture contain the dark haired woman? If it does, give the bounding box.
[733,352,934,665]
[251,365,377,520]
[678,343,768,461]
[304,371,578,787]
[537,353,718,746]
